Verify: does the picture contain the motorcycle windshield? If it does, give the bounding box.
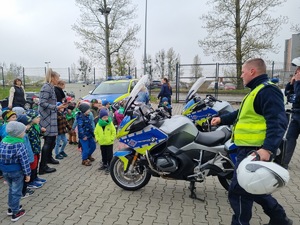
[124,75,149,114]
[185,77,206,102]
[183,99,195,111]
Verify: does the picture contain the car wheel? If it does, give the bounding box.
[24,102,31,110]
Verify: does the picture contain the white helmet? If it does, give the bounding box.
[291,57,300,67]
[237,155,289,195]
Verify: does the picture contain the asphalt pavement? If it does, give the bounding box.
[0,103,299,225]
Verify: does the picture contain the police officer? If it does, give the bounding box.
[283,57,300,169]
[211,58,292,225]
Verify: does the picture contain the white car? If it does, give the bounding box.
[207,81,224,90]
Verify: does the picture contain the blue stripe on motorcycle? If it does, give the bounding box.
[114,151,132,157]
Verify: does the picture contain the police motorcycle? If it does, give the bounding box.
[110,75,237,200]
[182,77,235,131]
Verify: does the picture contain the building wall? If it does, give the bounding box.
[285,33,300,71]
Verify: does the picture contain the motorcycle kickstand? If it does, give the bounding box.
[188,181,204,202]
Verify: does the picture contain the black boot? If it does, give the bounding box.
[47,157,59,164]
[264,216,293,225]
[39,166,56,175]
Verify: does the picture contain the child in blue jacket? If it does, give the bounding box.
[75,103,96,166]
[0,121,31,221]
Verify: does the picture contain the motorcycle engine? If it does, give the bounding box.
[156,155,178,172]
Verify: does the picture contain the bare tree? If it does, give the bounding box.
[73,0,140,77]
[166,48,179,81]
[112,51,134,76]
[155,50,166,78]
[191,55,203,81]
[199,0,287,88]
[78,57,92,83]
[70,63,79,82]
[291,24,300,33]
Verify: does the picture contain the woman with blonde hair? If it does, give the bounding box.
[38,69,67,174]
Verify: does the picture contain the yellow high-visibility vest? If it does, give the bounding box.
[233,83,270,146]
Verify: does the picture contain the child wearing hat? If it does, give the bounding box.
[90,99,101,125]
[160,97,172,116]
[54,102,72,159]
[0,121,31,221]
[101,100,113,119]
[0,110,17,139]
[17,115,42,193]
[66,103,78,145]
[94,108,116,174]
[26,109,47,188]
[75,103,96,166]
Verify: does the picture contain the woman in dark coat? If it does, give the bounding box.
[8,78,26,109]
[54,80,66,103]
[158,78,172,105]
[38,69,67,174]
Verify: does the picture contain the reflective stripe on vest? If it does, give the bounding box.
[233,83,268,146]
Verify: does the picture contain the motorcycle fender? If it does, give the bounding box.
[114,150,133,171]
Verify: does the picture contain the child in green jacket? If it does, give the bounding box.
[94,108,116,174]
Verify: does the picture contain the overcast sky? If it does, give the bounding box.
[0,0,299,72]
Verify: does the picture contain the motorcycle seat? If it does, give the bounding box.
[194,130,227,146]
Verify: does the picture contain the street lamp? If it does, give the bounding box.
[45,61,51,70]
[99,4,111,79]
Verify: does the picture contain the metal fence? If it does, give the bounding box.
[0,66,143,88]
[173,61,295,102]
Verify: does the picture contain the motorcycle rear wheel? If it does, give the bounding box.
[110,156,151,191]
[217,175,232,191]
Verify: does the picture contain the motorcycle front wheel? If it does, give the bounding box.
[110,156,151,191]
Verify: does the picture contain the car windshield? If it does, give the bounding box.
[92,81,130,95]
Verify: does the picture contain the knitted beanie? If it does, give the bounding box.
[79,103,90,113]
[17,114,32,126]
[99,108,108,118]
[6,121,26,137]
[102,100,109,106]
[162,97,169,103]
[12,107,25,117]
[2,110,16,121]
[26,109,40,120]
[91,99,98,104]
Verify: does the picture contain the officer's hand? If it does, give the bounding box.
[211,117,221,126]
[255,148,272,161]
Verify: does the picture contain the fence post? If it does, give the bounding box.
[214,63,219,98]
[68,67,71,83]
[23,67,26,88]
[93,67,96,84]
[271,61,275,78]
[175,63,179,103]
[0,66,4,87]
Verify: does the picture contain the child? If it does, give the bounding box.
[90,99,101,125]
[26,110,47,188]
[66,103,78,145]
[54,102,72,159]
[114,100,125,126]
[17,115,42,192]
[12,107,25,117]
[0,121,31,221]
[94,108,116,174]
[0,110,17,139]
[102,100,114,119]
[160,97,172,117]
[76,103,96,166]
